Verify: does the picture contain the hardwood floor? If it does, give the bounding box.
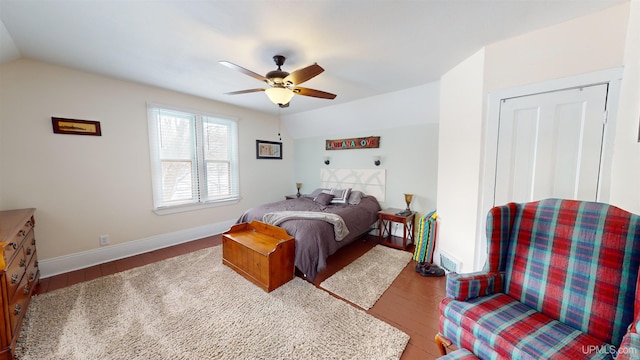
[36,234,447,359]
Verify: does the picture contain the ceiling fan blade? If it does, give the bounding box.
[284,64,324,86]
[219,61,267,82]
[293,87,337,99]
[224,88,266,95]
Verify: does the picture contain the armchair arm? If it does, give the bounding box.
[616,321,639,360]
[617,278,640,360]
[446,271,505,301]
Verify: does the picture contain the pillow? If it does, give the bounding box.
[308,188,328,198]
[347,190,364,205]
[313,192,334,205]
[323,187,351,204]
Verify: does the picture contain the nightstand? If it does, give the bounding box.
[378,208,415,250]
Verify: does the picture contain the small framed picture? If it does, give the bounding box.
[256,140,282,159]
[52,117,102,136]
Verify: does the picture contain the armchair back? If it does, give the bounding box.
[486,198,640,346]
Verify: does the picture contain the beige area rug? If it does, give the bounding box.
[16,246,409,360]
[319,245,413,310]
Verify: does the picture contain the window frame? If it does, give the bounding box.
[147,103,240,215]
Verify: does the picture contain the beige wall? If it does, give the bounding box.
[483,3,629,92]
[0,59,292,263]
[437,2,633,272]
[610,0,640,213]
[436,49,486,271]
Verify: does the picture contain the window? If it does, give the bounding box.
[147,104,239,213]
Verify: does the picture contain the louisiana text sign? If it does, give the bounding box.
[326,136,380,150]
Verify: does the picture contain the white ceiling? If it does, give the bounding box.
[0,0,626,115]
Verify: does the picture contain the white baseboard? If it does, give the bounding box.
[38,219,236,279]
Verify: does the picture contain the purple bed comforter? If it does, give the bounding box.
[237,195,381,280]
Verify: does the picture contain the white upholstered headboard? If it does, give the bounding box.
[320,168,386,202]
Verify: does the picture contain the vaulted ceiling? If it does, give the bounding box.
[0,0,626,115]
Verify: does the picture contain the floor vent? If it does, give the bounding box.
[439,251,462,273]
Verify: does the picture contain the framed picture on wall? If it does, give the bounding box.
[256,140,282,159]
[52,117,102,136]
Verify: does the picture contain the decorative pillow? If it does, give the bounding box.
[347,191,364,205]
[308,188,328,198]
[323,187,351,204]
[313,192,334,205]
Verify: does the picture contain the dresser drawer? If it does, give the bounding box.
[1,219,32,269]
[25,250,39,289]
[2,238,20,269]
[23,230,36,266]
[5,245,26,300]
[8,274,29,334]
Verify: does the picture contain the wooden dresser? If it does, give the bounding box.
[0,208,39,360]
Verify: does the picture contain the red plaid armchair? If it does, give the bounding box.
[436,199,640,359]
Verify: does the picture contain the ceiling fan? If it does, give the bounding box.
[220,55,337,108]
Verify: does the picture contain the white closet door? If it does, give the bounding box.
[494,84,608,206]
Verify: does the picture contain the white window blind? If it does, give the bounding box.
[148,104,239,212]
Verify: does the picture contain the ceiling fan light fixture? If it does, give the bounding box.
[265,87,294,106]
[220,55,336,107]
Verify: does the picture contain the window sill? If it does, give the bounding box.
[153,198,241,215]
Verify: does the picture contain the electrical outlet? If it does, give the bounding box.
[99,234,110,246]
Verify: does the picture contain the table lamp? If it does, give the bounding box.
[399,193,413,216]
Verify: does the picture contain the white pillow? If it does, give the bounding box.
[323,187,351,204]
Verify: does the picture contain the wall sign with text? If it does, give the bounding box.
[325,136,380,150]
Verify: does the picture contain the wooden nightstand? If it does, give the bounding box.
[378,208,415,250]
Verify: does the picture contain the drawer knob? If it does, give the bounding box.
[11,273,19,284]
[9,242,17,250]
[18,230,25,237]
[14,304,21,316]
[32,238,36,246]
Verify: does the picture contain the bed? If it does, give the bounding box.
[237,169,385,280]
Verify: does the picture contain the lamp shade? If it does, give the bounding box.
[265,87,294,105]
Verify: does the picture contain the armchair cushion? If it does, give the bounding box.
[441,293,615,359]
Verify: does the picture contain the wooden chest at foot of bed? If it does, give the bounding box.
[222,220,295,292]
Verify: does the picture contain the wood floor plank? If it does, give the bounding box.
[44,273,68,292]
[66,269,86,286]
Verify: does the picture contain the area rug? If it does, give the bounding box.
[16,246,409,360]
[319,245,413,309]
